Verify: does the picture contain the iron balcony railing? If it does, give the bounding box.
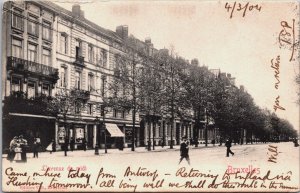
[70,89,90,101]
[74,55,85,67]
[7,56,59,82]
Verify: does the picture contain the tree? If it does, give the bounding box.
[47,88,88,155]
[181,62,215,147]
[139,56,165,150]
[108,37,148,151]
[157,47,186,149]
[210,73,233,145]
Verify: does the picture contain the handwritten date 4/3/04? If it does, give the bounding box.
[225,2,261,19]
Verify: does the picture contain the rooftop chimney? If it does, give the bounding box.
[72,4,85,18]
[191,58,199,65]
[145,37,151,44]
[240,85,244,91]
[116,25,128,39]
[159,48,169,55]
[145,37,153,47]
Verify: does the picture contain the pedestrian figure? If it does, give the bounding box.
[46,141,53,154]
[52,139,56,153]
[32,138,40,158]
[179,138,190,165]
[147,140,151,151]
[293,138,299,147]
[225,138,234,157]
[70,137,75,151]
[160,139,164,148]
[63,137,69,156]
[14,144,22,162]
[19,135,28,162]
[117,138,124,151]
[212,139,215,147]
[7,136,18,162]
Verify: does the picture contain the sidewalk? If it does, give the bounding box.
[2,143,220,159]
[2,142,268,159]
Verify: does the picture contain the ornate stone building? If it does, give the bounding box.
[2,1,213,151]
[2,1,136,150]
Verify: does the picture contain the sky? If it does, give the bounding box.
[55,0,299,131]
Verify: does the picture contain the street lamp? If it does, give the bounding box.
[93,75,108,154]
[204,107,208,147]
[101,107,107,154]
[94,116,100,155]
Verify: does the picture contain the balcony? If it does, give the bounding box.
[73,56,85,67]
[7,56,59,83]
[70,89,90,101]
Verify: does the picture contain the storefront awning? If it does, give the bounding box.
[106,123,125,137]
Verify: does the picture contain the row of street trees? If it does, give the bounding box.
[105,38,298,150]
[4,38,297,151]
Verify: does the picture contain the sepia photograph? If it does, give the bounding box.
[1,0,300,192]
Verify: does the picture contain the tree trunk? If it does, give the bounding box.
[153,121,156,150]
[132,107,136,151]
[148,118,151,151]
[205,108,208,147]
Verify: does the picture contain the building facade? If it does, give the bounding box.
[2,1,214,151]
[2,1,136,150]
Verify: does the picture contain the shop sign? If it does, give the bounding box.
[75,128,84,143]
[58,127,66,144]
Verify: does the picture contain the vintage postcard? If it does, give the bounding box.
[1,0,300,192]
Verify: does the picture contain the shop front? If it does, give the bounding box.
[3,114,56,152]
[56,123,87,150]
[98,123,125,149]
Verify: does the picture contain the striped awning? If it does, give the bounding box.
[106,123,125,137]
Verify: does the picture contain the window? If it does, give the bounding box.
[60,67,67,87]
[12,39,22,58]
[42,48,51,66]
[87,104,93,115]
[11,77,21,92]
[27,81,36,98]
[99,50,103,66]
[28,44,37,62]
[88,45,93,63]
[75,101,81,114]
[103,49,107,66]
[42,21,51,41]
[12,9,23,30]
[42,84,50,96]
[99,49,107,67]
[60,33,67,54]
[114,54,120,69]
[96,52,99,66]
[121,110,125,119]
[100,76,106,97]
[75,39,82,58]
[88,74,94,92]
[113,109,117,118]
[28,15,38,36]
[75,71,81,89]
